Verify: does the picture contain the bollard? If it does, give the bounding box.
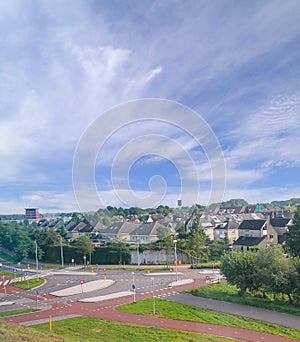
[49,315,52,331]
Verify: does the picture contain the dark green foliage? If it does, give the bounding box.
[221,250,258,295]
[42,244,131,265]
[286,205,300,257]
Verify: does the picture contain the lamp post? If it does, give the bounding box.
[59,236,64,268]
[151,277,155,315]
[35,240,39,270]
[137,239,140,267]
[173,239,178,282]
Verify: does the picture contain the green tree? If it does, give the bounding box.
[286,206,300,257]
[209,240,228,260]
[187,222,207,262]
[221,250,258,296]
[157,226,170,240]
[57,225,68,238]
[74,235,94,256]
[255,245,298,302]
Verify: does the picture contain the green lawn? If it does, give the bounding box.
[0,308,38,317]
[33,316,241,342]
[0,320,63,342]
[116,298,300,340]
[0,251,17,263]
[0,270,15,277]
[186,282,300,316]
[12,277,45,289]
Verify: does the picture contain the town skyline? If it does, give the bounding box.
[1,1,300,214]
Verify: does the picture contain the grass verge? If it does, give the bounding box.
[0,308,38,317]
[0,251,17,263]
[116,298,300,340]
[0,270,14,277]
[13,277,45,289]
[33,316,241,341]
[0,320,63,342]
[186,282,300,316]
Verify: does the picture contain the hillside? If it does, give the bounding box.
[0,320,63,342]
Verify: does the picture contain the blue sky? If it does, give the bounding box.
[1,0,300,213]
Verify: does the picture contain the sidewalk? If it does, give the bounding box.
[166,293,300,330]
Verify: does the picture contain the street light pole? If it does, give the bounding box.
[137,240,140,267]
[174,239,178,282]
[35,240,39,270]
[151,277,155,315]
[60,236,64,268]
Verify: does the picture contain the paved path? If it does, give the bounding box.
[166,293,300,330]
[2,279,299,341]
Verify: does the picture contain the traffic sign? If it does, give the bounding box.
[80,279,84,285]
[211,262,215,267]
[205,275,210,281]
[25,271,30,277]
[131,284,136,290]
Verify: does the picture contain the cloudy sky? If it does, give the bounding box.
[1,0,300,213]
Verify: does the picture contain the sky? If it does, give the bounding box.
[1,0,300,213]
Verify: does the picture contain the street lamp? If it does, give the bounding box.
[35,240,39,271]
[59,236,64,268]
[137,239,140,267]
[173,239,178,282]
[151,277,155,315]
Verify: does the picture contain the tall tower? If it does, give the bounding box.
[25,208,40,222]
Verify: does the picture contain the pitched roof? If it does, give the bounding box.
[270,218,290,227]
[238,219,266,230]
[130,222,163,236]
[215,221,239,230]
[233,236,267,246]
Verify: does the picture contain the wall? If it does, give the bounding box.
[131,248,190,265]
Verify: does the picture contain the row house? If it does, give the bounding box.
[233,217,292,250]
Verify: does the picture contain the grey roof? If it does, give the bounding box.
[66,221,77,231]
[99,221,124,234]
[233,236,267,246]
[238,219,266,230]
[215,221,239,230]
[98,221,139,235]
[270,218,290,227]
[130,222,162,236]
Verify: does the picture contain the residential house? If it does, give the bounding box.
[268,218,292,244]
[214,219,239,244]
[130,222,166,244]
[233,219,268,250]
[97,221,139,242]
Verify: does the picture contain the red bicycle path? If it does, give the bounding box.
[2,279,299,342]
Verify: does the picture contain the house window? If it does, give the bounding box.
[269,234,274,241]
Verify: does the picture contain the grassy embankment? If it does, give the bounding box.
[116,298,300,340]
[33,316,242,342]
[186,282,300,316]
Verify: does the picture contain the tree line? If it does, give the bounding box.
[220,206,300,303]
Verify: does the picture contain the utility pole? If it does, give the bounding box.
[60,236,64,268]
[35,240,39,270]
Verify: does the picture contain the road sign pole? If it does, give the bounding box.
[151,277,155,315]
[132,272,136,303]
